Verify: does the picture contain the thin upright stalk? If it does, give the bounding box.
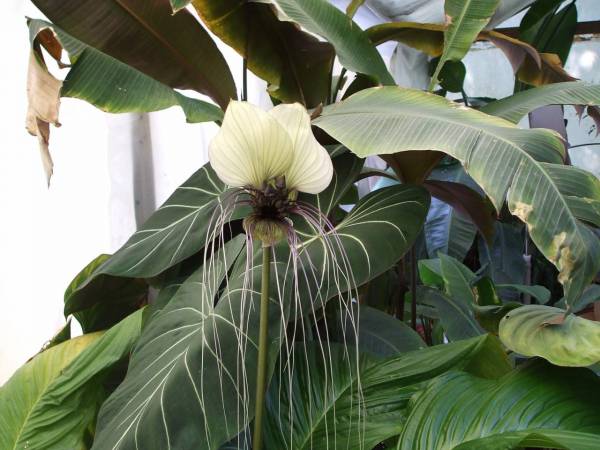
[253,246,271,450]
[410,246,417,330]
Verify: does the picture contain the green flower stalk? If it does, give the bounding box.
[208,100,336,449]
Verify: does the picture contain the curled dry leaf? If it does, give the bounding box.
[26,32,63,186]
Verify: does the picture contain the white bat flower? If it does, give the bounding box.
[209,101,333,194]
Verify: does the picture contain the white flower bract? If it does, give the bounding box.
[209,101,333,194]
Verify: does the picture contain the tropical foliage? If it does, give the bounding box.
[4,0,600,449]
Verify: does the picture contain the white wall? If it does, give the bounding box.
[0,1,113,383]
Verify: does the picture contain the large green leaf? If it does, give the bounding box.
[67,164,227,313]
[499,305,600,367]
[271,0,394,85]
[419,254,485,341]
[481,82,600,123]
[264,335,510,449]
[28,20,223,123]
[91,183,429,449]
[313,86,600,306]
[192,0,334,107]
[64,254,147,332]
[397,360,600,449]
[345,305,425,357]
[540,162,600,228]
[0,310,143,450]
[31,0,236,109]
[429,0,500,90]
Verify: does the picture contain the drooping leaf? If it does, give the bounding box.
[313,86,600,306]
[429,0,501,90]
[499,304,600,367]
[0,310,143,450]
[28,19,224,124]
[481,30,541,74]
[31,0,236,109]
[192,0,334,107]
[25,39,62,185]
[271,0,395,85]
[481,82,600,124]
[366,22,445,57]
[264,335,510,449]
[397,360,600,449]
[518,52,577,86]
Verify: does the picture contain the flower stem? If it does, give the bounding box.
[253,246,271,450]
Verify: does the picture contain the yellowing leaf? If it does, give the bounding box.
[499,305,600,367]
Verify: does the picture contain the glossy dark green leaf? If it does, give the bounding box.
[347,305,425,357]
[92,182,430,449]
[64,254,147,332]
[31,0,236,109]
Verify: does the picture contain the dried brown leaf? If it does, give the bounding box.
[26,49,62,186]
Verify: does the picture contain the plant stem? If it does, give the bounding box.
[252,246,271,450]
[410,246,417,330]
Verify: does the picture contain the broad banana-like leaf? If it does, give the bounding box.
[264,335,510,449]
[92,182,430,449]
[542,162,600,228]
[313,86,600,306]
[191,0,334,107]
[397,360,600,450]
[31,0,236,109]
[429,0,500,90]
[0,310,143,450]
[30,20,223,123]
[271,0,395,85]
[481,81,600,123]
[499,304,600,367]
